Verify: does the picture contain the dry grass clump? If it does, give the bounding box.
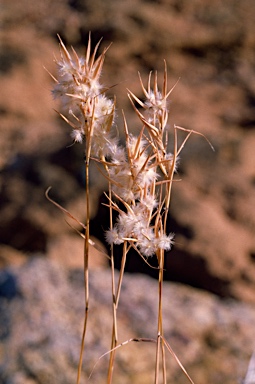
[48,33,212,384]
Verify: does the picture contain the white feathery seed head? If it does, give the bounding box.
[52,35,115,156]
[52,36,179,259]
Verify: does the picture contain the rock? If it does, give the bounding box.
[1,0,255,309]
[0,257,254,384]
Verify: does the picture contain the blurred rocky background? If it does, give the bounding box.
[1,0,255,383]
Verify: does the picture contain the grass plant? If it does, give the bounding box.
[47,33,213,384]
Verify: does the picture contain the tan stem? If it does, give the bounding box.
[107,184,118,384]
[76,155,90,384]
[154,249,165,384]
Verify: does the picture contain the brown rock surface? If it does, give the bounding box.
[1,0,255,299]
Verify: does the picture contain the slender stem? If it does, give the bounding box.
[76,155,90,384]
[107,185,118,384]
[154,249,165,384]
[107,239,128,384]
[161,335,167,384]
[107,286,117,384]
[116,241,127,308]
[163,129,177,233]
[155,332,161,384]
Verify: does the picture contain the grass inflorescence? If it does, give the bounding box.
[48,33,212,384]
